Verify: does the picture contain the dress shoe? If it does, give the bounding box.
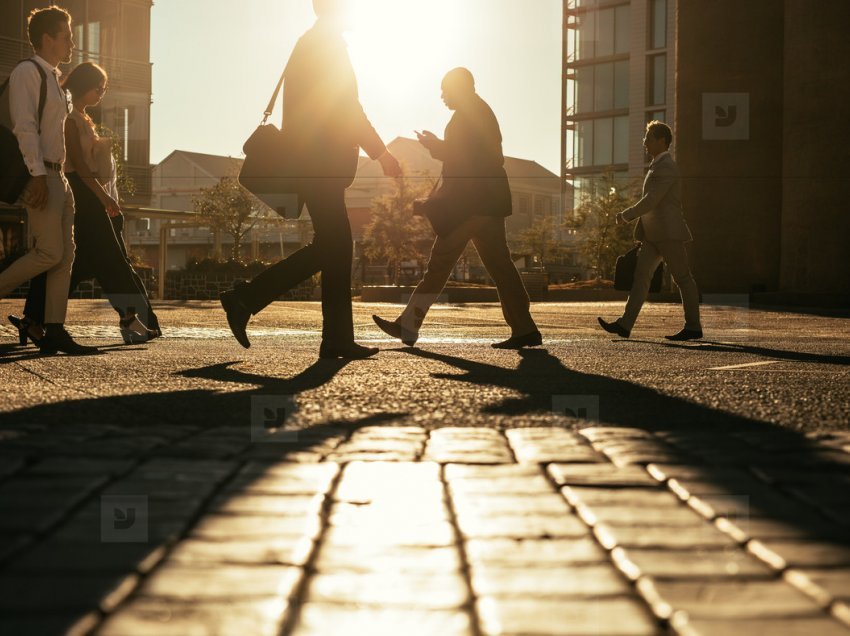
[372,315,418,346]
[39,326,98,355]
[491,330,543,349]
[319,342,379,360]
[665,327,703,341]
[220,290,251,348]
[8,315,44,347]
[597,317,630,338]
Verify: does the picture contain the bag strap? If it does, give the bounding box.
[1,59,48,134]
[261,66,287,126]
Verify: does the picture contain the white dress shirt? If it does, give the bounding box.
[9,55,70,177]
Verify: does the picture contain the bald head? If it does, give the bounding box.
[440,68,476,110]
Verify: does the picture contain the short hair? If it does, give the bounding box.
[312,0,342,18]
[442,67,475,93]
[646,120,673,147]
[27,6,72,50]
[62,62,108,100]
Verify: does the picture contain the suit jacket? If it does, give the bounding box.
[621,152,693,242]
[282,20,385,180]
[427,94,512,219]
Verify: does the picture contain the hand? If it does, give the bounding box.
[103,195,121,217]
[23,176,48,209]
[615,212,628,226]
[415,130,439,151]
[378,151,402,178]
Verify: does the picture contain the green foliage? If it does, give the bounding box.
[515,214,570,267]
[362,174,433,286]
[193,176,266,262]
[568,171,639,280]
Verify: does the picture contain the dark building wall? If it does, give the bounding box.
[676,0,785,293]
[781,0,850,293]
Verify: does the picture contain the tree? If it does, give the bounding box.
[362,175,432,285]
[515,214,570,268]
[567,171,638,280]
[193,176,265,261]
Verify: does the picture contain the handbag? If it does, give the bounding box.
[614,243,664,292]
[238,67,302,203]
[415,179,466,238]
[0,60,47,205]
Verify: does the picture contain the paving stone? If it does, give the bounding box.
[137,564,302,600]
[449,476,555,496]
[614,547,775,579]
[0,506,75,533]
[0,457,25,478]
[0,475,108,495]
[103,478,218,499]
[240,448,326,462]
[315,544,462,573]
[452,493,571,516]
[98,597,289,636]
[325,451,421,462]
[353,426,428,439]
[477,597,658,636]
[424,448,515,464]
[563,486,682,508]
[334,462,442,503]
[580,427,658,442]
[663,478,771,498]
[798,569,850,602]
[291,604,473,636]
[471,564,632,597]
[305,571,469,609]
[189,514,322,540]
[0,612,96,636]
[27,457,136,476]
[757,541,850,568]
[506,429,604,463]
[788,485,850,508]
[687,492,814,519]
[646,465,754,483]
[321,522,456,548]
[0,573,135,611]
[715,517,848,542]
[456,513,589,539]
[465,538,608,566]
[8,541,165,573]
[207,494,324,516]
[329,501,449,526]
[645,579,822,619]
[672,616,850,636]
[133,458,237,481]
[594,523,738,550]
[548,464,658,487]
[445,464,543,479]
[166,537,314,567]
[228,463,339,495]
[579,505,709,527]
[425,429,513,464]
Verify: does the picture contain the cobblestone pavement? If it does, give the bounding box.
[1,300,849,635]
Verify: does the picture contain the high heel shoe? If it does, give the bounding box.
[119,315,156,344]
[7,315,44,347]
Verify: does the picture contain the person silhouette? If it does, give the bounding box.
[220,0,402,359]
[598,120,702,341]
[372,68,541,349]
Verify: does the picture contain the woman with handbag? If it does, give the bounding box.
[9,62,160,346]
[221,0,401,359]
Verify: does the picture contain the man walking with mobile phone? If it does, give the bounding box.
[0,6,95,355]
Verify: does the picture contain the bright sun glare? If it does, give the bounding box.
[346,0,463,99]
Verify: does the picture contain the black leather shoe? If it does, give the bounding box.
[220,290,251,349]
[597,317,630,338]
[665,328,703,341]
[39,327,98,355]
[372,315,418,346]
[319,342,379,360]
[491,330,543,349]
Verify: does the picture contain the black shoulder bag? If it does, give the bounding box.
[0,59,48,205]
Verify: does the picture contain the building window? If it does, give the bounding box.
[575,4,631,61]
[575,60,629,114]
[518,195,531,216]
[575,116,630,168]
[615,5,630,54]
[647,110,666,124]
[650,0,667,50]
[648,54,666,106]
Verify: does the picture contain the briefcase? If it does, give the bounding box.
[614,244,664,292]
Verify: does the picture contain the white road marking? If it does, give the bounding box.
[709,361,782,371]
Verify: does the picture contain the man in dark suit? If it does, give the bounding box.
[372,68,541,349]
[598,120,702,341]
[221,0,401,359]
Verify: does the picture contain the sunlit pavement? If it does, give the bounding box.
[1,299,849,635]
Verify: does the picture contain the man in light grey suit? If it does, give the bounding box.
[598,121,702,341]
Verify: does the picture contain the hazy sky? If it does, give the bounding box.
[150,0,562,173]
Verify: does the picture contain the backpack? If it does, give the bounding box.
[0,59,47,205]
